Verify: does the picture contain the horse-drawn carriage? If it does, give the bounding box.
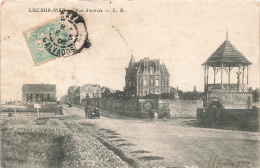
[85,98,100,119]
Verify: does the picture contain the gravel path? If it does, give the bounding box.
[62,120,130,168]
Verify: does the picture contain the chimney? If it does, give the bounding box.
[155,59,160,72]
[144,57,149,72]
[193,86,197,92]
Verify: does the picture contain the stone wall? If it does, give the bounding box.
[97,98,203,118]
[207,92,252,109]
[98,98,147,117]
[158,99,203,118]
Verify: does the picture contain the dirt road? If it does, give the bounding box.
[63,106,259,168]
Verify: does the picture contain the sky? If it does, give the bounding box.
[1,0,259,102]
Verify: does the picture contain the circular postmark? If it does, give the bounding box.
[42,10,91,57]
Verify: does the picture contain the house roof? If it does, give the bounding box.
[131,58,169,75]
[203,38,252,67]
[80,84,101,92]
[22,84,56,93]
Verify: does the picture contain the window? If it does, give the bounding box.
[162,79,165,85]
[150,79,154,85]
[155,79,159,86]
[149,67,154,74]
[47,94,51,101]
[139,79,143,85]
[27,94,32,101]
[36,94,43,101]
[138,91,142,96]
[144,79,148,86]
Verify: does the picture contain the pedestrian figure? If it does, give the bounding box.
[144,101,154,122]
[154,112,158,120]
[149,110,154,122]
[163,111,167,121]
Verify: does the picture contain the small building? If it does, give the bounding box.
[22,84,56,105]
[125,55,171,97]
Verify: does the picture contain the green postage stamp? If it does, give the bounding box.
[23,10,91,66]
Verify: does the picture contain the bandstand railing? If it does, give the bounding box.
[207,83,248,92]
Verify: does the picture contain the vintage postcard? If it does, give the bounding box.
[1,0,259,167]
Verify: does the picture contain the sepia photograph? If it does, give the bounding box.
[1,0,259,167]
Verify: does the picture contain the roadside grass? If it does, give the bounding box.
[139,156,164,161]
[1,118,65,168]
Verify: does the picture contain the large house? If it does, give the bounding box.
[22,84,56,105]
[125,56,171,97]
[66,84,102,104]
[77,84,102,103]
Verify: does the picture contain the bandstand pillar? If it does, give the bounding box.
[221,62,223,89]
[242,66,245,91]
[247,65,249,85]
[237,65,241,92]
[213,67,216,84]
[204,66,206,92]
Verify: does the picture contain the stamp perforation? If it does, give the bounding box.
[23,16,63,66]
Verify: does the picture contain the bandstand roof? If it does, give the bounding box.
[202,37,252,67]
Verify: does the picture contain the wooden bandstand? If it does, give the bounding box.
[197,32,257,127]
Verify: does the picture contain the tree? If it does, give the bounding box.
[102,88,110,98]
[160,93,174,99]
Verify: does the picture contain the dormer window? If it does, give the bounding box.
[139,79,143,85]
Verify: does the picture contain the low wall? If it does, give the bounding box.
[197,108,259,131]
[159,99,203,118]
[207,92,252,109]
[98,98,202,118]
[99,98,149,118]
